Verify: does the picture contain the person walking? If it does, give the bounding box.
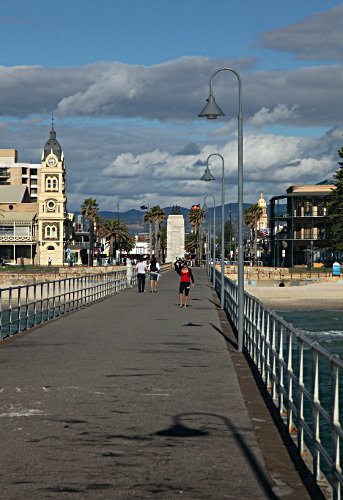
[135,256,147,293]
[149,255,160,292]
[174,258,182,273]
[177,260,194,308]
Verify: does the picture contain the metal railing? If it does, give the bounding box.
[0,269,132,340]
[0,263,172,341]
[212,266,343,499]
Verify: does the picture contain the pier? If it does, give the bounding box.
[0,269,324,499]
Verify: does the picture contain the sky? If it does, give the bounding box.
[0,0,342,213]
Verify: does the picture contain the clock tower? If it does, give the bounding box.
[37,124,67,266]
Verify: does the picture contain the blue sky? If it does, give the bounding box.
[0,1,342,212]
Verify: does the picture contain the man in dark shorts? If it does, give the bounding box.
[177,261,194,308]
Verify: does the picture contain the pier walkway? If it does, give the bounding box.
[0,269,323,499]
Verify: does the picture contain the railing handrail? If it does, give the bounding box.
[244,289,343,370]
[0,263,173,341]
[0,269,130,340]
[209,264,343,499]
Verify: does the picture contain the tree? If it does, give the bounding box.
[160,225,167,262]
[80,198,99,266]
[328,143,343,253]
[121,234,135,254]
[217,219,237,256]
[185,232,197,254]
[102,218,132,258]
[243,203,262,265]
[143,208,154,260]
[187,208,206,264]
[150,205,166,261]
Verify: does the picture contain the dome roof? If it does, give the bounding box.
[43,126,62,161]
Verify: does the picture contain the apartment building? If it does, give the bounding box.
[269,181,337,267]
[0,149,41,202]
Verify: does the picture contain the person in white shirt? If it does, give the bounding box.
[135,256,147,292]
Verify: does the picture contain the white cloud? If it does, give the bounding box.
[0,57,342,128]
[248,104,300,129]
[207,120,237,137]
[79,131,340,211]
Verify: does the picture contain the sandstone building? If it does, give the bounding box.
[0,127,73,265]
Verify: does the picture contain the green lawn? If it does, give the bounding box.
[0,265,60,272]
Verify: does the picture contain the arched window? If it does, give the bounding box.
[46,176,58,191]
[45,225,57,238]
[47,246,55,250]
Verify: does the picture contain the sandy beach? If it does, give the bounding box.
[245,281,343,310]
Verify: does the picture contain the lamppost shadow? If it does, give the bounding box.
[153,411,277,499]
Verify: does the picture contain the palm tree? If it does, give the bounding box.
[187,208,206,264]
[150,205,166,261]
[243,203,262,265]
[185,232,197,254]
[102,218,131,260]
[143,208,154,260]
[80,198,99,266]
[160,225,167,262]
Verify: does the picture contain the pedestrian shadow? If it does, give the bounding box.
[153,412,277,499]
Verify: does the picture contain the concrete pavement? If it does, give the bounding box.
[0,269,322,499]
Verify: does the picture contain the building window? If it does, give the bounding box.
[0,224,14,236]
[47,246,55,250]
[45,225,57,238]
[15,224,30,236]
[46,176,58,191]
[304,223,311,238]
[46,200,56,211]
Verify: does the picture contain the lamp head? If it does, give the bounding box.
[198,95,225,119]
[202,201,209,212]
[200,166,215,182]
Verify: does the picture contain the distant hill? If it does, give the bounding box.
[81,202,285,235]
[98,204,252,234]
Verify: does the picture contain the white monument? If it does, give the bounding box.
[166,214,185,262]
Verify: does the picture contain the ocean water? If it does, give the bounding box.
[276,309,343,358]
[274,309,343,485]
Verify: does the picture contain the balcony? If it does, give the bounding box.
[0,235,35,243]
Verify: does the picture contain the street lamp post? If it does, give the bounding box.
[207,218,211,273]
[204,210,211,274]
[202,155,224,298]
[202,194,216,290]
[198,67,244,352]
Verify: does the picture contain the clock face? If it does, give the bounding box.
[48,157,56,166]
